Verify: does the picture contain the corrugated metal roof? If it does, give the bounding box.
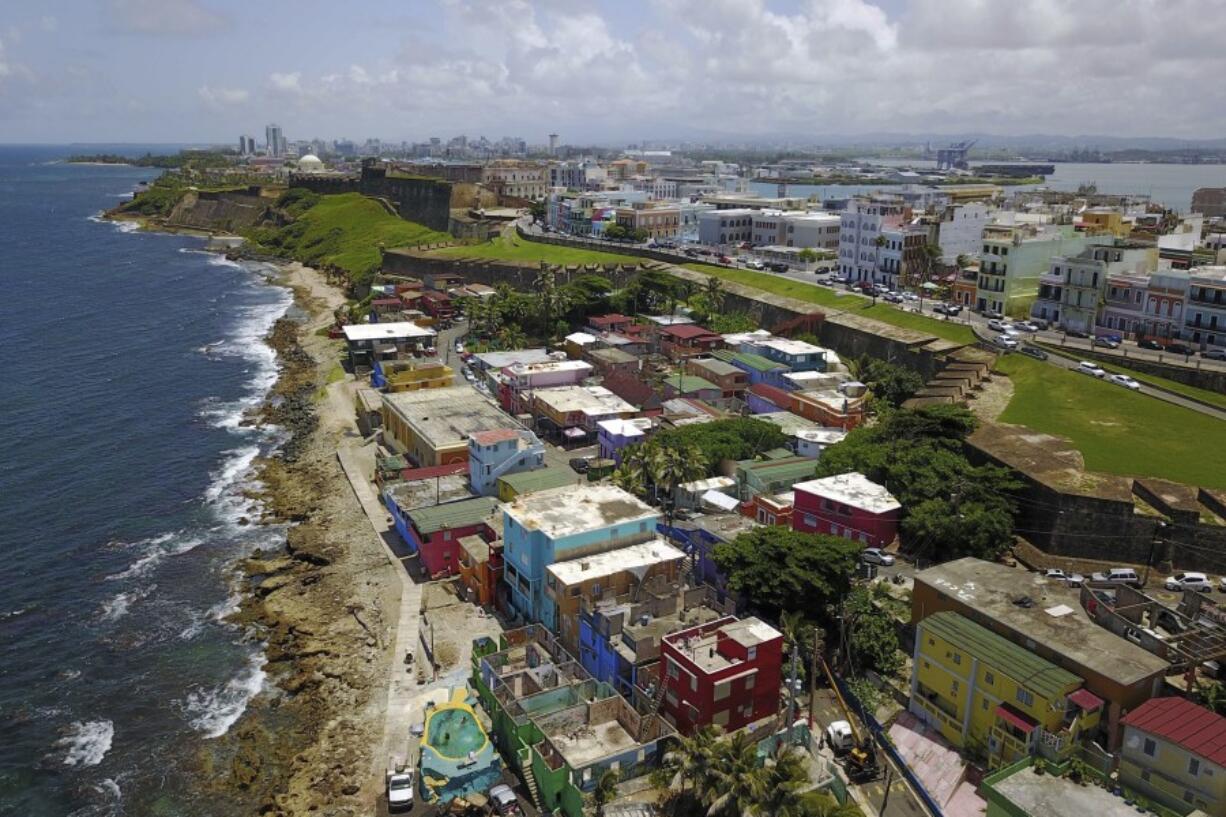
[712,349,786,373]
[497,468,576,496]
[1122,696,1226,768]
[407,496,500,534]
[665,374,719,393]
[921,611,1080,703]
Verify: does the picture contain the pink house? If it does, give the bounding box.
[792,472,901,548]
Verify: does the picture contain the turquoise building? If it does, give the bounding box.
[501,484,660,627]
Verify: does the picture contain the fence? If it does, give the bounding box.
[834,674,945,817]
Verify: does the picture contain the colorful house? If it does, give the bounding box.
[381,385,515,467]
[712,349,791,389]
[909,611,1102,768]
[734,456,817,501]
[391,495,500,578]
[661,373,722,402]
[470,628,674,817]
[585,346,640,377]
[792,472,900,548]
[660,616,784,735]
[658,514,761,589]
[748,491,794,526]
[685,358,748,397]
[1119,697,1226,816]
[742,337,828,372]
[468,428,545,497]
[588,313,634,335]
[372,358,454,392]
[657,324,723,361]
[789,387,867,430]
[342,321,437,370]
[500,360,594,414]
[745,383,793,414]
[458,533,504,609]
[546,539,684,656]
[501,485,661,626]
[597,417,654,463]
[496,467,577,503]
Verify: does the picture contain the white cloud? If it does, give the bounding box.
[198,85,249,107]
[268,72,302,94]
[109,0,228,36]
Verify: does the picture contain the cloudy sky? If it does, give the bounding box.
[2,0,1224,145]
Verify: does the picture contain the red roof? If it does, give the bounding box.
[421,291,451,302]
[590,313,630,327]
[749,383,792,408]
[1068,688,1104,712]
[995,705,1038,734]
[1122,697,1226,767]
[602,371,661,409]
[660,324,720,341]
[372,298,402,306]
[399,461,469,481]
[470,428,521,446]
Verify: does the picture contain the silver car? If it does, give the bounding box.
[862,548,895,566]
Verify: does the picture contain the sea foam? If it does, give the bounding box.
[57,720,114,767]
[182,651,267,738]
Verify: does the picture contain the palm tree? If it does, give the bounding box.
[650,445,706,513]
[496,324,528,351]
[665,725,722,793]
[705,276,726,312]
[800,791,863,817]
[705,732,764,817]
[592,768,620,817]
[611,464,647,498]
[750,748,810,817]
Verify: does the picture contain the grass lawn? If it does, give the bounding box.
[996,354,1226,489]
[432,231,645,266]
[683,263,975,344]
[1036,347,1226,411]
[253,193,450,284]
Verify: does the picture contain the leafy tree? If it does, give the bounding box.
[704,276,726,312]
[604,223,629,240]
[842,586,903,677]
[650,444,708,521]
[750,749,810,817]
[630,227,650,243]
[797,247,818,263]
[1200,682,1226,716]
[592,768,620,817]
[651,418,788,467]
[706,732,762,817]
[562,274,613,318]
[854,355,924,409]
[708,312,757,334]
[496,324,529,350]
[816,406,1019,561]
[800,792,865,817]
[713,529,861,621]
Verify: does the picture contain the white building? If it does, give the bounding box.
[751,211,840,250]
[837,199,909,283]
[698,208,756,246]
[931,202,989,264]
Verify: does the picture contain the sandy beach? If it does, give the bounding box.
[219,260,403,815]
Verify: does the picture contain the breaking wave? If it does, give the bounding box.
[56,720,114,767]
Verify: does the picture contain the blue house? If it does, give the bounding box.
[656,514,761,589]
[711,349,791,389]
[743,337,828,372]
[467,427,545,497]
[501,484,660,628]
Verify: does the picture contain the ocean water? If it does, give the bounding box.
[0,146,291,816]
[754,161,1226,210]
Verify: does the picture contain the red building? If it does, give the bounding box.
[658,324,723,361]
[792,471,901,548]
[660,616,784,735]
[395,496,500,578]
[588,313,633,334]
[420,290,455,321]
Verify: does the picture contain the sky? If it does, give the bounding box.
[2,0,1225,145]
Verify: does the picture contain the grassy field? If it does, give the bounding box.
[996,354,1226,489]
[683,263,976,344]
[250,193,450,284]
[433,231,645,266]
[1057,352,1226,411]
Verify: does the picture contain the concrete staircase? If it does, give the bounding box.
[521,762,542,810]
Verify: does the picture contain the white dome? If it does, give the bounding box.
[298,154,323,169]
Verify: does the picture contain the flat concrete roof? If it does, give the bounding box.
[386,474,474,512]
[793,472,900,514]
[342,321,435,341]
[505,484,658,539]
[534,386,636,418]
[383,386,515,450]
[548,719,636,769]
[990,764,1138,817]
[915,558,1169,686]
[546,539,683,585]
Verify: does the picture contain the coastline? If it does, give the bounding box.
[218,259,399,815]
[102,205,399,814]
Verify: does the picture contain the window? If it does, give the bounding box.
[747,646,757,660]
[1189,757,1200,776]
[1142,738,1156,757]
[952,653,962,665]
[1016,689,1034,707]
[714,681,731,701]
[745,674,755,690]
[951,679,960,694]
[982,698,989,710]
[713,709,730,726]
[984,671,994,686]
[592,583,602,596]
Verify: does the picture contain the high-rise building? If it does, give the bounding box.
[548,133,559,154]
[238,135,256,155]
[265,123,284,157]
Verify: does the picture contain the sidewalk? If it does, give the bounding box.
[337,442,423,770]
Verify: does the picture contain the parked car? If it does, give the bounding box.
[1019,345,1048,361]
[1065,329,1090,339]
[568,457,591,474]
[1090,567,1142,588]
[683,248,699,258]
[1137,338,1164,350]
[1165,572,1213,592]
[1164,342,1193,355]
[1093,336,1120,349]
[902,291,919,301]
[717,255,732,264]
[933,302,962,316]
[993,334,1019,350]
[745,259,765,270]
[861,548,895,566]
[489,784,522,816]
[1203,347,1226,360]
[883,292,904,303]
[981,308,1003,319]
[1029,318,1050,330]
[1013,321,1039,333]
[987,319,1010,332]
[386,771,415,812]
[1076,361,1106,378]
[1108,373,1142,390]
[1044,568,1085,587]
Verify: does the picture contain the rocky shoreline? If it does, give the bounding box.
[216,263,399,816]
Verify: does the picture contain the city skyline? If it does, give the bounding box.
[1,0,1225,144]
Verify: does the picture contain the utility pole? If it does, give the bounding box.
[1143,521,1168,586]
[878,763,894,816]
[809,630,821,728]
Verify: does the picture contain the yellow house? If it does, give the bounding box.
[1080,208,1131,238]
[910,611,1102,767]
[1119,697,1226,816]
[376,359,453,392]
